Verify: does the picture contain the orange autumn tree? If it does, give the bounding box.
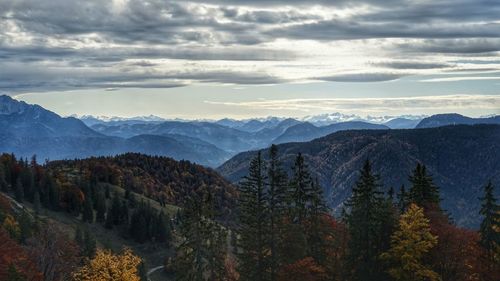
[72,248,142,281]
[0,228,43,281]
[278,257,328,281]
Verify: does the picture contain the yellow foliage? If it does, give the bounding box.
[2,214,20,239]
[381,204,440,281]
[72,248,142,281]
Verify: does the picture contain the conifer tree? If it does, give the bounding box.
[307,178,329,264]
[0,164,8,191]
[128,192,137,208]
[110,192,122,225]
[155,211,171,244]
[381,204,439,281]
[204,191,228,281]
[48,178,60,211]
[95,191,106,223]
[174,198,205,281]
[15,178,24,203]
[120,200,129,225]
[397,184,408,213]
[105,209,114,229]
[344,159,387,281]
[82,197,94,223]
[408,164,440,209]
[33,190,41,214]
[237,152,269,281]
[387,186,394,202]
[174,192,228,281]
[75,226,84,247]
[82,227,97,258]
[479,181,500,260]
[290,153,312,224]
[266,144,288,280]
[17,211,33,244]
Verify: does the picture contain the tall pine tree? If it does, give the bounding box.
[95,191,106,223]
[82,197,94,223]
[345,160,387,281]
[237,152,270,281]
[408,164,440,209]
[174,192,228,281]
[479,181,500,261]
[266,145,288,280]
[289,153,312,224]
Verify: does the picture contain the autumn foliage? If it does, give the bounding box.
[0,228,43,281]
[381,204,439,281]
[278,257,328,281]
[72,249,142,281]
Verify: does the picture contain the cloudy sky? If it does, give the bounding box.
[1,0,499,119]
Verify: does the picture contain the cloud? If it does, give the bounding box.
[315,73,404,82]
[374,61,450,70]
[266,20,500,41]
[0,0,499,92]
[400,39,500,54]
[420,76,500,82]
[205,95,500,113]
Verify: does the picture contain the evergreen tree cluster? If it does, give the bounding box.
[129,201,172,244]
[47,153,237,217]
[0,154,61,211]
[232,149,500,281]
[0,153,172,246]
[237,145,330,281]
[173,191,228,281]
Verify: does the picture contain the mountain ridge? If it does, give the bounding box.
[218,124,500,227]
[416,113,500,128]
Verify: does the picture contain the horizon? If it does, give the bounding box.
[8,93,498,123]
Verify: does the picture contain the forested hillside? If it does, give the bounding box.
[0,152,238,281]
[219,124,500,227]
[172,146,499,281]
[48,153,237,219]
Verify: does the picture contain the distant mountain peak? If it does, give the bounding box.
[0,95,30,115]
[301,112,426,126]
[77,114,167,122]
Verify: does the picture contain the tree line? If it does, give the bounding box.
[173,144,500,281]
[0,153,172,246]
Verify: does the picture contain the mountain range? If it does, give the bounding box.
[218,124,500,227]
[1,95,500,226]
[1,95,499,169]
[0,96,229,166]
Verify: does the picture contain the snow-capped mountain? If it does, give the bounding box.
[301,112,426,127]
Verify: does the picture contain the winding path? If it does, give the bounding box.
[147,265,165,281]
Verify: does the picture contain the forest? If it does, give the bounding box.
[0,148,499,281]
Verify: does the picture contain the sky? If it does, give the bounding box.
[1,0,499,119]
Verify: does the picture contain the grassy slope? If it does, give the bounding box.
[1,183,179,281]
